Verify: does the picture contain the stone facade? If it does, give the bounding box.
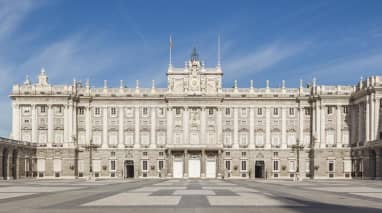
[4,49,382,180]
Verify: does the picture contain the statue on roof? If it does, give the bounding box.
[190,48,199,62]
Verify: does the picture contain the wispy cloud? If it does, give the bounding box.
[223,41,309,78]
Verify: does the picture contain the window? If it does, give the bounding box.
[289,161,296,172]
[239,133,248,146]
[143,107,148,116]
[224,132,232,146]
[273,108,279,116]
[273,152,279,157]
[343,106,348,114]
[328,160,335,172]
[40,106,46,113]
[208,108,214,115]
[111,107,116,115]
[241,152,247,157]
[306,160,310,173]
[159,108,164,117]
[24,119,30,124]
[241,108,247,117]
[176,108,181,115]
[272,135,280,147]
[79,107,85,115]
[111,151,116,157]
[23,106,31,114]
[225,108,231,116]
[255,134,264,147]
[37,159,45,172]
[257,108,263,116]
[95,107,100,115]
[305,107,311,115]
[289,108,295,116]
[225,160,231,170]
[159,151,164,157]
[287,133,296,146]
[273,160,279,172]
[142,160,148,171]
[241,160,247,171]
[327,106,333,115]
[344,160,351,173]
[158,160,164,170]
[110,160,116,171]
[142,152,148,156]
[326,131,335,145]
[225,152,231,157]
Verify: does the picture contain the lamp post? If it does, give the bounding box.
[83,139,99,180]
[292,139,304,181]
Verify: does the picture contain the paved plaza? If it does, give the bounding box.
[0,179,382,212]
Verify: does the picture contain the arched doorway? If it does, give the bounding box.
[2,148,8,180]
[124,160,134,178]
[12,150,18,179]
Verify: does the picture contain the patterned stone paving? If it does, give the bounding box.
[82,179,303,207]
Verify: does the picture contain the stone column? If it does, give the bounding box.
[320,103,325,149]
[200,107,206,145]
[184,149,188,177]
[366,96,370,142]
[150,106,156,148]
[371,94,375,141]
[281,106,287,149]
[217,107,223,146]
[249,106,255,149]
[12,103,20,140]
[183,107,189,145]
[336,105,342,148]
[64,104,69,146]
[85,106,91,146]
[68,102,74,146]
[167,108,173,145]
[47,104,53,147]
[31,104,37,143]
[118,106,124,148]
[217,149,222,178]
[102,106,108,148]
[167,149,172,177]
[233,106,239,149]
[375,95,380,141]
[201,149,206,178]
[265,107,271,149]
[316,101,321,148]
[134,106,140,148]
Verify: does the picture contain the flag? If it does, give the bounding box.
[169,35,173,49]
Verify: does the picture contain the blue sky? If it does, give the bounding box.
[1,0,382,137]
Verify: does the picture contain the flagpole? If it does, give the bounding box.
[169,35,173,66]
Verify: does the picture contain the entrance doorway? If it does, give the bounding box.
[370,151,377,178]
[124,160,134,178]
[12,150,17,179]
[188,159,201,178]
[206,160,216,178]
[173,159,184,178]
[255,161,265,178]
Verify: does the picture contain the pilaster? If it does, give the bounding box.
[217,107,223,146]
[233,106,239,149]
[281,106,287,149]
[249,106,255,149]
[102,106,108,148]
[118,106,124,148]
[47,104,53,147]
[200,107,206,145]
[265,107,271,149]
[12,103,20,140]
[183,107,189,145]
[31,104,37,143]
[167,108,173,145]
[150,106,156,148]
[320,103,325,149]
[336,105,342,148]
[134,106,140,148]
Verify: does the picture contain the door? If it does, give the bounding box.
[206,160,216,178]
[188,159,201,178]
[173,160,183,178]
[125,160,134,178]
[255,161,265,178]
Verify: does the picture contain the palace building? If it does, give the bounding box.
[2,48,382,180]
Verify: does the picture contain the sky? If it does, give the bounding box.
[1,0,382,137]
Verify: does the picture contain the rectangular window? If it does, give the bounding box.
[158,160,164,170]
[289,161,296,172]
[159,108,164,116]
[241,152,247,157]
[306,160,310,173]
[273,108,279,116]
[289,108,295,116]
[159,151,164,157]
[241,108,247,117]
[111,107,116,115]
[241,160,247,171]
[176,108,181,115]
[327,106,333,115]
[225,152,230,157]
[255,134,265,146]
[225,108,231,116]
[328,161,335,172]
[273,160,279,172]
[257,108,263,116]
[40,106,46,113]
[79,107,84,115]
[110,160,116,171]
[142,151,148,156]
[143,107,148,116]
[95,107,100,115]
[273,152,278,157]
[37,159,45,172]
[344,160,351,173]
[208,108,214,115]
[305,107,311,115]
[142,160,148,171]
[225,160,231,170]
[23,106,31,114]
